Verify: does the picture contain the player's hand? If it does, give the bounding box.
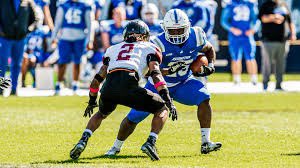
[230,27,242,36]
[245,29,255,36]
[165,100,177,121]
[83,99,98,118]
[168,62,185,74]
[51,40,58,49]
[0,77,11,89]
[193,64,215,77]
[86,42,94,50]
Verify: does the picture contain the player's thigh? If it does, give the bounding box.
[98,96,118,117]
[228,38,242,61]
[125,87,165,114]
[172,78,210,106]
[73,39,85,64]
[126,82,159,124]
[58,40,72,64]
[243,37,256,61]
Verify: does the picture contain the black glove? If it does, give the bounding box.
[159,89,177,121]
[0,77,11,89]
[83,94,98,118]
[165,99,177,121]
[193,65,215,77]
[168,62,185,74]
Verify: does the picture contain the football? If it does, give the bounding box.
[190,54,208,73]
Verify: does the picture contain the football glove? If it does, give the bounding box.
[0,77,11,89]
[83,94,98,118]
[193,64,215,77]
[165,99,177,121]
[168,62,185,74]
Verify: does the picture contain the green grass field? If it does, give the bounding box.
[0,93,299,167]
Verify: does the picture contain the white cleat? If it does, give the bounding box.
[201,141,222,154]
[105,147,120,156]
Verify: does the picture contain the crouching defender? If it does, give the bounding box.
[70,20,177,160]
[105,9,222,158]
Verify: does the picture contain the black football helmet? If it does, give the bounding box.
[123,20,150,42]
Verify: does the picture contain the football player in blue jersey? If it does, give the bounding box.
[221,0,259,85]
[105,9,222,159]
[172,0,211,35]
[51,0,94,95]
[34,0,54,30]
[21,26,51,88]
[141,3,163,37]
[101,7,127,50]
[124,0,145,20]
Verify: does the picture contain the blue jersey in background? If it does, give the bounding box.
[101,20,126,45]
[147,20,163,37]
[60,1,91,29]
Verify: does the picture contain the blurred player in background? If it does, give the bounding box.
[93,0,104,20]
[172,0,212,36]
[35,0,54,30]
[51,0,94,95]
[106,9,222,159]
[141,3,163,37]
[124,0,145,20]
[70,20,176,161]
[101,7,127,50]
[221,0,259,85]
[21,25,51,88]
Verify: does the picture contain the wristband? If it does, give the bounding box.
[208,63,214,68]
[90,87,99,93]
[154,81,166,89]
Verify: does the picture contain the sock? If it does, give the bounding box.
[233,75,241,83]
[72,80,79,87]
[251,74,258,83]
[113,139,124,149]
[149,132,158,139]
[81,129,92,142]
[201,128,211,144]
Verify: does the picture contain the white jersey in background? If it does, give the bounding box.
[104,41,161,81]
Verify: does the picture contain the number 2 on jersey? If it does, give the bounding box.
[117,44,134,60]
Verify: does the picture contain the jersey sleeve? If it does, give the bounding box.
[193,27,207,47]
[148,43,163,64]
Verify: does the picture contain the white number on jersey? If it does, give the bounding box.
[233,5,250,21]
[167,59,194,77]
[65,8,82,24]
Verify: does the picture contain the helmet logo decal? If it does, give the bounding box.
[174,10,179,23]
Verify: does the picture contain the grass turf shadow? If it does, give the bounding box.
[281,152,300,156]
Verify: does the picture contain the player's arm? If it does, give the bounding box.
[85,8,95,50]
[160,62,185,76]
[194,42,216,77]
[147,53,177,121]
[51,7,64,47]
[43,5,54,30]
[83,57,110,118]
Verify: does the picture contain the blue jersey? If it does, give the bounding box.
[147,20,163,37]
[221,0,259,38]
[101,20,126,45]
[25,26,50,56]
[35,0,50,7]
[172,0,208,29]
[151,27,207,85]
[125,0,144,20]
[60,1,91,29]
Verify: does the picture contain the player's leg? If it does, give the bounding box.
[10,39,26,95]
[106,82,156,155]
[274,42,287,90]
[55,40,72,94]
[172,78,222,154]
[244,37,258,85]
[72,39,85,92]
[0,37,12,95]
[70,97,117,160]
[229,38,242,84]
[260,42,273,90]
[21,53,29,87]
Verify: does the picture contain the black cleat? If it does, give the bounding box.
[141,141,160,161]
[70,140,87,160]
[201,141,222,154]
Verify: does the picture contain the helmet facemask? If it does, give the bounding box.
[164,25,190,45]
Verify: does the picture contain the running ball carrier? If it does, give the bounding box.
[70,20,177,160]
